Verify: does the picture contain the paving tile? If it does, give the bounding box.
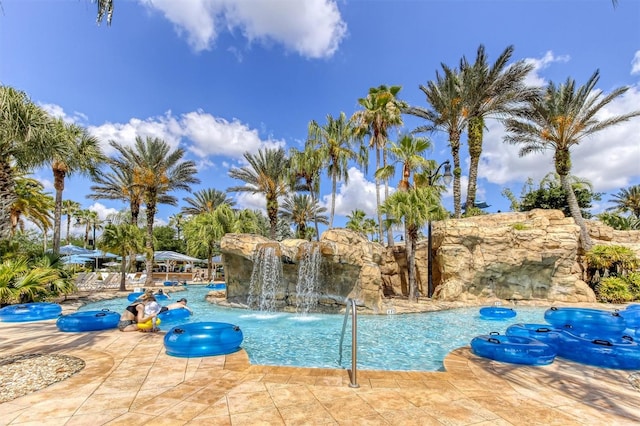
[226,390,277,414]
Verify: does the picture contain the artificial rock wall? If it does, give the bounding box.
[220,209,640,312]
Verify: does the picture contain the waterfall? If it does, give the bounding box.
[295,243,321,314]
[248,246,283,312]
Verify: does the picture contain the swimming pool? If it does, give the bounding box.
[80,286,549,371]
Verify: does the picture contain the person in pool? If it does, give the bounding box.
[118,293,160,332]
[159,298,193,315]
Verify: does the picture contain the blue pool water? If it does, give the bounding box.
[80,286,550,371]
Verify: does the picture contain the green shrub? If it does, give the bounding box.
[625,272,640,300]
[596,277,634,303]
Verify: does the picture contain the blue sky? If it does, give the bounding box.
[1,0,639,237]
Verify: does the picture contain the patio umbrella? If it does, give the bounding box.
[59,244,92,256]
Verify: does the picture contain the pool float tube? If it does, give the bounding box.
[206,283,226,290]
[544,307,626,334]
[619,307,640,329]
[0,302,62,322]
[505,323,563,351]
[158,307,191,322]
[57,309,120,332]
[164,322,243,357]
[163,281,178,286]
[138,317,161,330]
[479,306,516,320]
[556,330,640,370]
[127,292,169,302]
[471,332,556,366]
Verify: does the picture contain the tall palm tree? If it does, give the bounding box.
[279,194,329,240]
[61,200,81,244]
[607,185,640,218]
[10,175,54,237]
[345,209,367,235]
[181,188,235,215]
[112,136,199,285]
[352,85,405,245]
[405,65,467,217]
[380,187,447,302]
[47,119,104,254]
[461,45,536,213]
[100,223,144,291]
[0,85,55,240]
[375,134,431,192]
[89,149,144,226]
[308,113,363,229]
[504,70,640,251]
[289,144,324,240]
[227,147,290,240]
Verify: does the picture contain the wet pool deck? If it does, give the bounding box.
[1,318,639,426]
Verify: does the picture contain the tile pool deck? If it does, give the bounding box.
[1,318,640,425]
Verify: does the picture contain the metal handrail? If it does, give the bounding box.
[338,298,359,388]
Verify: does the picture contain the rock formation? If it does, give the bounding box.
[219,209,640,312]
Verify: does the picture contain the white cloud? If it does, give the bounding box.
[142,0,347,58]
[88,202,119,221]
[328,167,381,217]
[632,51,640,75]
[523,50,570,87]
[39,103,88,124]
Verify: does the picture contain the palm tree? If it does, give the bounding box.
[94,0,114,25]
[0,85,55,240]
[460,45,535,213]
[375,134,431,193]
[607,185,640,218]
[61,200,81,244]
[352,85,405,245]
[182,188,235,215]
[345,209,367,235]
[112,136,199,285]
[227,147,290,240]
[89,143,144,226]
[380,187,447,302]
[279,194,329,240]
[48,119,104,254]
[289,144,324,240]
[99,223,144,291]
[308,113,363,228]
[504,70,640,251]
[405,65,467,218]
[10,175,54,237]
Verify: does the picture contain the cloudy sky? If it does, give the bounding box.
[1,0,639,235]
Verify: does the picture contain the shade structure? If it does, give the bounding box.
[62,255,93,265]
[59,244,93,256]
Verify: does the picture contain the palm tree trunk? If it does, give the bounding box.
[66,214,71,245]
[119,254,127,291]
[52,169,65,255]
[383,149,394,246]
[312,190,320,241]
[330,175,337,228]
[145,203,156,287]
[407,225,417,302]
[450,132,463,218]
[375,148,383,243]
[0,160,18,240]
[559,173,593,252]
[465,117,484,212]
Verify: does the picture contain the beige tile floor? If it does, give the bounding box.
[1,318,640,425]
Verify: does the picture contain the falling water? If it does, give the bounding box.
[248,246,283,312]
[295,243,322,314]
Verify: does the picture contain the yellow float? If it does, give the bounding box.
[137,318,161,330]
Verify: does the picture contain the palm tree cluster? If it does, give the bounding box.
[2,41,639,302]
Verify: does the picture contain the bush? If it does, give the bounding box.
[626,272,640,300]
[596,277,634,303]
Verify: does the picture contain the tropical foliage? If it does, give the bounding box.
[99,223,144,291]
[0,255,75,305]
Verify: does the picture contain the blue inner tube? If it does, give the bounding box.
[479,306,516,320]
[57,309,120,332]
[505,323,563,351]
[544,307,626,334]
[0,302,62,322]
[206,283,226,290]
[158,307,191,322]
[556,330,640,370]
[164,322,243,358]
[471,333,556,366]
[127,292,169,302]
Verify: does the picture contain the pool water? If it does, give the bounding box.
[80,286,550,371]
